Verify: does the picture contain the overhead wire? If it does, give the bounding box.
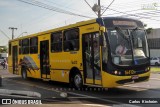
[120,10,160,18]
[106,8,160,21]
[43,0,81,13]
[17,0,93,18]
[101,0,115,15]
[107,0,155,9]
[21,0,95,33]
[17,0,160,31]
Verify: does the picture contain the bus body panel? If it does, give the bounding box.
[102,71,150,88]
[50,70,70,83]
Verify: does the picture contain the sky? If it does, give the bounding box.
[0,0,160,46]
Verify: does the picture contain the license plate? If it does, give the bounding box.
[132,75,139,80]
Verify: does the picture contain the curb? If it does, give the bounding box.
[0,89,41,98]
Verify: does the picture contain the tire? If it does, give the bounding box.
[21,68,27,80]
[155,62,159,66]
[72,73,83,89]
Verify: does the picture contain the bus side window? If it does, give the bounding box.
[51,32,62,52]
[63,28,79,51]
[30,37,38,54]
[22,38,29,54]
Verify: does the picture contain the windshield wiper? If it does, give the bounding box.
[130,27,139,42]
[131,27,139,34]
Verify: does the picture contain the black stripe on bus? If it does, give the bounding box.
[50,68,83,71]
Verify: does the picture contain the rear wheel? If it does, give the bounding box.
[21,68,27,79]
[155,62,159,66]
[72,73,83,89]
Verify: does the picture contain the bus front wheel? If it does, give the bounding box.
[21,68,27,80]
[72,73,83,89]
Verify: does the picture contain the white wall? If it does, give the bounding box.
[0,53,8,58]
[150,49,160,58]
[147,28,160,39]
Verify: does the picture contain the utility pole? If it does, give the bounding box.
[85,0,115,18]
[9,27,17,39]
[98,0,101,18]
[85,0,101,18]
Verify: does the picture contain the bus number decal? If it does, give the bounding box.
[71,61,77,64]
[86,27,94,31]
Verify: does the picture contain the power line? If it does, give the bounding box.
[120,10,160,18]
[84,0,98,16]
[101,0,115,15]
[0,29,11,40]
[106,0,155,9]
[44,0,79,13]
[22,0,87,30]
[107,8,160,21]
[17,0,93,18]
[104,9,160,18]
[84,0,115,18]
[103,9,142,16]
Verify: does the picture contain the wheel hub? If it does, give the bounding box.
[74,75,82,87]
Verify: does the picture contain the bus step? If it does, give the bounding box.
[42,79,50,81]
[84,84,102,88]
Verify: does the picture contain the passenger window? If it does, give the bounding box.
[51,32,62,52]
[30,37,38,54]
[63,28,79,51]
[22,38,29,54]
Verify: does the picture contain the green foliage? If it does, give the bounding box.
[0,46,8,53]
[146,28,153,34]
[144,24,147,27]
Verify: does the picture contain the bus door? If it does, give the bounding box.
[40,40,50,79]
[82,32,102,85]
[12,46,18,74]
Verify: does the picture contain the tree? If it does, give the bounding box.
[146,28,153,34]
[0,46,8,53]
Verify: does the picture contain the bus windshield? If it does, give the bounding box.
[107,28,149,66]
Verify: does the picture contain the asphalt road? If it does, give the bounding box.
[0,67,160,107]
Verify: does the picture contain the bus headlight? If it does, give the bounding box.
[145,67,150,72]
[114,70,118,75]
[114,70,122,75]
[118,72,121,75]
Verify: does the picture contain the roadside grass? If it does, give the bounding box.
[150,66,160,73]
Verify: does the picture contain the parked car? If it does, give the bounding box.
[150,57,160,66]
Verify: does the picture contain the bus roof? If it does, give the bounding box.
[9,18,97,42]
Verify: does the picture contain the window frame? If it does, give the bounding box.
[51,31,62,53]
[22,38,30,54]
[30,37,38,54]
[19,40,22,54]
[63,28,79,52]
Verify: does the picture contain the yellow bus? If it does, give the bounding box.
[8,17,150,88]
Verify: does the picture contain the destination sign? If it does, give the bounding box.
[113,20,137,26]
[103,18,144,28]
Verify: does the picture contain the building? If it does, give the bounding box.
[147,28,160,58]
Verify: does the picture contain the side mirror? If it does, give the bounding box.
[100,26,106,32]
